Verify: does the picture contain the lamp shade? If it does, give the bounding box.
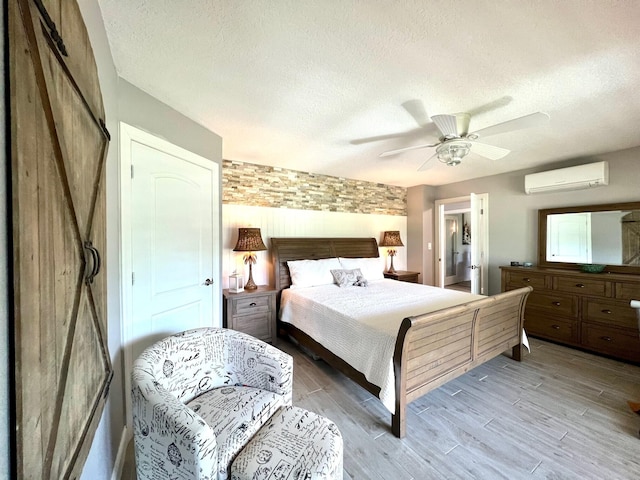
[379,231,404,247]
[233,228,267,252]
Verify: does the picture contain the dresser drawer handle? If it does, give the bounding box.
[249,302,257,307]
[575,283,585,288]
[551,324,561,330]
[600,336,612,342]
[552,301,561,306]
[522,278,531,282]
[601,309,612,314]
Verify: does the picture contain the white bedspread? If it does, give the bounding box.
[279,279,483,412]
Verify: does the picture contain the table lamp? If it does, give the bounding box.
[380,231,403,274]
[233,227,267,290]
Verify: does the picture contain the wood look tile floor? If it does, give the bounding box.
[122,338,640,479]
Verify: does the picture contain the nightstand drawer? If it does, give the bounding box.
[223,286,277,344]
[233,312,272,341]
[235,295,270,314]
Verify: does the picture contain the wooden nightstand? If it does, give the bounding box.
[223,286,277,344]
[384,270,420,283]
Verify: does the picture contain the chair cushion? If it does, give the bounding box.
[186,386,285,479]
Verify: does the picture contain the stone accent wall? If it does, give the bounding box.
[223,160,407,216]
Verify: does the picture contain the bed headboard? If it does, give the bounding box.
[270,237,379,291]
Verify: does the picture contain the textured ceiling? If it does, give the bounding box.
[98,0,640,187]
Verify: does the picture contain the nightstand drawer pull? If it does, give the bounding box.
[600,336,612,342]
[522,278,531,282]
[575,283,585,288]
[552,301,561,306]
[249,302,257,307]
[551,324,561,330]
[601,309,612,314]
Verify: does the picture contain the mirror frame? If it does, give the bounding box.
[538,201,640,275]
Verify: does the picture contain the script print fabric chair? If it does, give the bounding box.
[131,327,293,480]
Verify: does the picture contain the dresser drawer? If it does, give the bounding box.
[527,291,578,318]
[584,299,638,329]
[582,323,640,363]
[615,282,640,301]
[553,276,609,296]
[525,312,578,344]
[505,270,547,289]
[232,312,272,341]
[235,295,271,315]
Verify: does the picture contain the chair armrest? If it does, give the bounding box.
[227,333,294,405]
[132,370,218,480]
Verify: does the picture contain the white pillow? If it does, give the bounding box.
[338,257,385,281]
[287,258,341,288]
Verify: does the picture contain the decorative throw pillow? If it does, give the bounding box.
[338,257,385,281]
[330,268,366,288]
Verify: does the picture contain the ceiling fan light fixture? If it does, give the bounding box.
[436,141,471,166]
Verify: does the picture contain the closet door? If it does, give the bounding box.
[9,1,112,478]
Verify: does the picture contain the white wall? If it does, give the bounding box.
[222,205,407,288]
[432,150,640,294]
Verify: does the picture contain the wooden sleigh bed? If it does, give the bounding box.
[271,237,532,438]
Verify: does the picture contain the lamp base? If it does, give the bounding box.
[386,250,397,274]
[245,263,258,290]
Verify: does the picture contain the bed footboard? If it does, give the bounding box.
[392,286,532,438]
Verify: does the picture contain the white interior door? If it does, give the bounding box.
[130,141,217,359]
[120,123,220,424]
[547,212,592,263]
[470,193,489,295]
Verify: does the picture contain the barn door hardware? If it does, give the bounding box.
[84,241,101,285]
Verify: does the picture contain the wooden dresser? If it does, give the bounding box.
[501,266,640,363]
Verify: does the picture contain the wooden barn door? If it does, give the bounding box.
[9,0,112,478]
[622,210,640,265]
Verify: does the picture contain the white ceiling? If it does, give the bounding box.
[97,0,640,187]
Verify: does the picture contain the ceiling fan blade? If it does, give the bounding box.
[470,112,549,139]
[417,151,439,171]
[350,128,425,145]
[379,142,439,158]
[470,141,511,160]
[401,99,430,127]
[431,113,470,138]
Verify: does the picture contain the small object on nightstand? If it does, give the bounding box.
[223,286,277,344]
[384,270,420,283]
[228,273,244,293]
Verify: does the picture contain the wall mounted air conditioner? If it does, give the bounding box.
[524,161,609,194]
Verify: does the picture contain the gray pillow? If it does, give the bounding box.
[330,268,367,287]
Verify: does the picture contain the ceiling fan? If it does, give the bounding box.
[379,111,550,170]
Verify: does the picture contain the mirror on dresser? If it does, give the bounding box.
[538,201,640,275]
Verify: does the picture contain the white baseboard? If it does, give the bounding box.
[111,426,131,480]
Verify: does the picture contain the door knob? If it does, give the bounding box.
[203,278,213,286]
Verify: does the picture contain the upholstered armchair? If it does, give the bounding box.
[131,327,293,480]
